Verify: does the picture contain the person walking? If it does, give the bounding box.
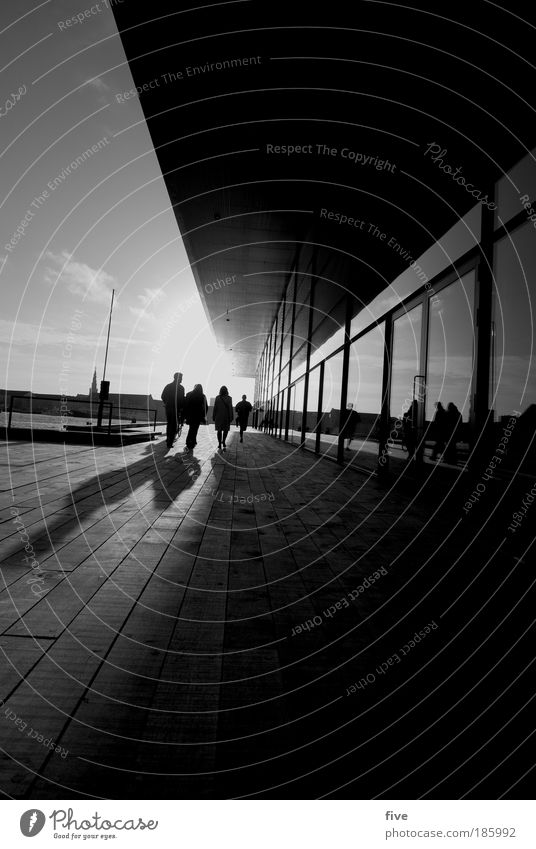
[235,394,253,443]
[161,372,184,449]
[213,385,233,451]
[183,384,208,451]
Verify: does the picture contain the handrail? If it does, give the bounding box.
[5,395,158,435]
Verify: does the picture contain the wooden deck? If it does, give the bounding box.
[0,430,533,799]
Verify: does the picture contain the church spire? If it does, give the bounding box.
[89,368,98,398]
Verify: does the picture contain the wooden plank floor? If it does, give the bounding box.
[0,431,534,799]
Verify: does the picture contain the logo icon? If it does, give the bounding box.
[20,810,46,837]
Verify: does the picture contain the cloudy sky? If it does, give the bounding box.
[0,0,252,401]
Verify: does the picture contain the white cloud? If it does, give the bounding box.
[0,319,152,351]
[129,287,166,326]
[44,250,116,304]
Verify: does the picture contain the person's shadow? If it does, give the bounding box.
[1,439,202,576]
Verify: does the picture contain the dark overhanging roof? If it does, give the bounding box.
[112,0,536,376]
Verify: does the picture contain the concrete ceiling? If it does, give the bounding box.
[112,0,535,377]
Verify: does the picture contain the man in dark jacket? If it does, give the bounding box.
[235,395,253,443]
[183,384,208,451]
[161,372,184,448]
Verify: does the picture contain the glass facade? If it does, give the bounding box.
[253,148,535,477]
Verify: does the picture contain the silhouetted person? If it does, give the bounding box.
[213,385,233,451]
[403,400,419,459]
[235,395,252,442]
[444,402,462,465]
[183,384,208,451]
[431,401,448,461]
[161,372,184,449]
[341,403,361,450]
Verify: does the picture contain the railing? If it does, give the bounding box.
[5,395,159,436]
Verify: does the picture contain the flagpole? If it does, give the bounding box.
[97,289,115,429]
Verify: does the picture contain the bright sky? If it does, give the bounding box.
[0,0,254,403]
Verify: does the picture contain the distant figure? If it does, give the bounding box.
[213,385,233,451]
[161,372,184,449]
[235,394,253,443]
[444,402,462,465]
[183,384,208,451]
[402,400,419,459]
[431,401,448,461]
[341,403,361,450]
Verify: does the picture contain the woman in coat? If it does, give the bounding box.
[212,385,233,451]
[183,384,208,451]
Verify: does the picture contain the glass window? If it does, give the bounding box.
[288,378,305,444]
[279,362,289,393]
[282,330,292,367]
[492,222,536,420]
[293,278,311,349]
[390,304,423,421]
[277,389,287,437]
[343,324,385,469]
[304,366,321,451]
[426,272,475,423]
[283,280,295,364]
[318,350,344,459]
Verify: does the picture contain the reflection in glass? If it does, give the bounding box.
[288,378,305,444]
[344,324,385,469]
[304,367,321,451]
[492,222,536,420]
[426,272,475,422]
[277,389,287,437]
[318,351,344,458]
[390,305,422,420]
